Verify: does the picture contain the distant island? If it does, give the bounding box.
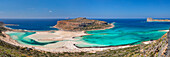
[54,17,114,31]
[147,18,170,22]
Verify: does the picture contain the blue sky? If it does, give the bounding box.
[0,0,170,18]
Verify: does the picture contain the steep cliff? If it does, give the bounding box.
[54,17,112,31]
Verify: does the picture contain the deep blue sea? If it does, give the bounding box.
[0,19,64,31]
[1,19,170,47]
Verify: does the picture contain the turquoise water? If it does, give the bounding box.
[76,19,169,47]
[5,32,58,46]
[2,19,170,47]
[76,29,166,47]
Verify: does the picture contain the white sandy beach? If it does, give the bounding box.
[27,31,88,42]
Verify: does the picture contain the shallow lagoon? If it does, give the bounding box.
[5,32,58,46]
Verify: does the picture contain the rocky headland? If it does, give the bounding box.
[54,17,113,31]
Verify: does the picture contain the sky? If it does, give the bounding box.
[0,0,170,19]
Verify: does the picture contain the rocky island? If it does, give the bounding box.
[54,17,114,31]
[147,18,170,22]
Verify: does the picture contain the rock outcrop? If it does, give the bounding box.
[54,17,112,31]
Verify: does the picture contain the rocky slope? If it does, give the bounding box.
[54,17,112,31]
[0,21,7,37]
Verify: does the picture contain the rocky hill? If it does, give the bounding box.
[54,17,113,31]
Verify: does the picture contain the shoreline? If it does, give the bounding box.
[1,23,167,53]
[2,31,135,53]
[0,23,133,53]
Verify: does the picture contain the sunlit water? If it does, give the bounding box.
[1,19,170,47]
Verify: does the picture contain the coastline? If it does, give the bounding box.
[1,23,167,53]
[0,23,134,53]
[142,32,168,45]
[0,31,134,53]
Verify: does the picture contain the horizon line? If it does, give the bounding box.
[0,17,170,19]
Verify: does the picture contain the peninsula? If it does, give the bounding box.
[147,18,170,22]
[54,17,113,31]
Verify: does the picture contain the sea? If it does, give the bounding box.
[1,18,170,47]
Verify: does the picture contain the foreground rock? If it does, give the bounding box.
[54,17,113,31]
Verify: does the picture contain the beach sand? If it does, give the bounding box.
[27,31,88,42]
